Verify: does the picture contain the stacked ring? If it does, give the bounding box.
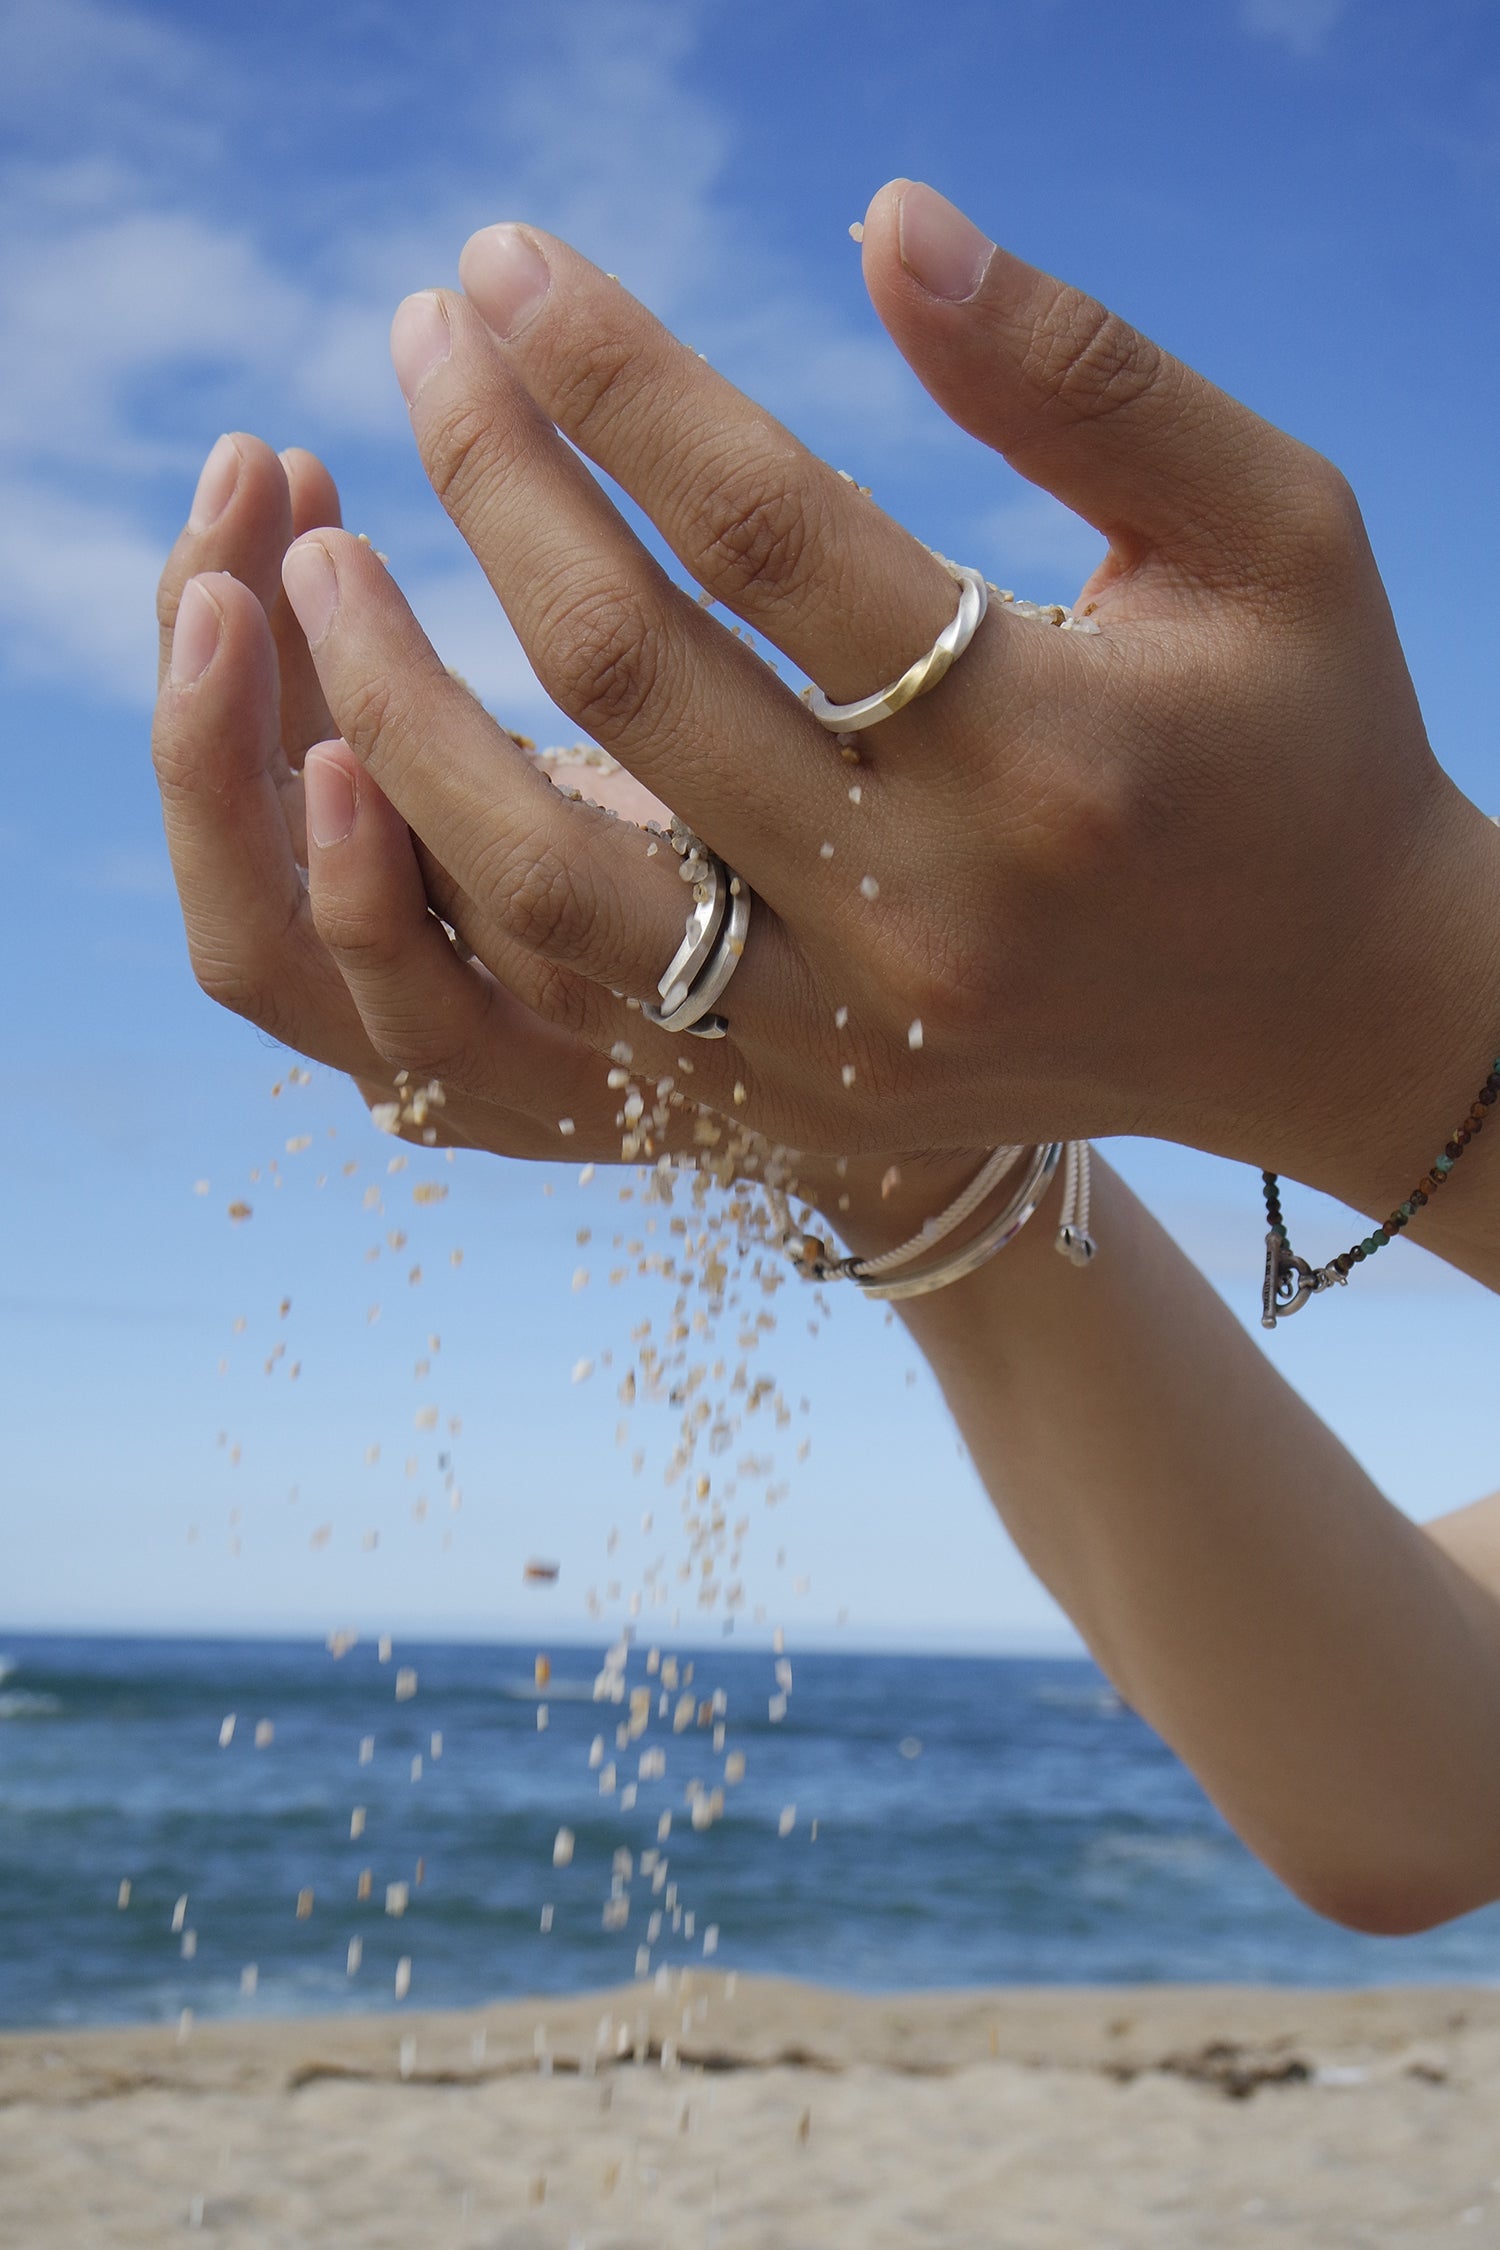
[807,565,989,734]
[643,830,752,1040]
[655,852,726,1013]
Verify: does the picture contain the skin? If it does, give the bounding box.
[894,1160,1500,1937]
[152,180,1500,1931]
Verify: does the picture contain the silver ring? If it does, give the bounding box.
[654,853,726,1013]
[807,565,988,734]
[643,873,751,1039]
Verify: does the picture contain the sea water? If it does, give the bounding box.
[2,1633,1498,2028]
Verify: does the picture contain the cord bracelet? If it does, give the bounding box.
[771,1139,1095,1302]
[1261,1049,1500,1328]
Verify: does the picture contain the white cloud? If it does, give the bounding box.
[0,0,211,160]
[484,0,732,317]
[0,0,932,720]
[0,478,163,705]
[0,202,311,477]
[1239,0,1350,58]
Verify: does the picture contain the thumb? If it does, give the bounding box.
[860,179,1335,582]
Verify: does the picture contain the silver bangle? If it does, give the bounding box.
[778,1141,1080,1301]
[844,1144,1064,1299]
[806,565,988,734]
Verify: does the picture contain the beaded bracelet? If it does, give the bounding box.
[1261,1050,1500,1327]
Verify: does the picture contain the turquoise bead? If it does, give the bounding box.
[1434,1154,1454,1174]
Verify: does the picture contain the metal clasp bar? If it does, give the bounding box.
[1262,1233,1315,1329]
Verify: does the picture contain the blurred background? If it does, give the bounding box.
[3,0,1499,1649]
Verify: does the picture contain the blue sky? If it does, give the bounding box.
[3,0,1499,1647]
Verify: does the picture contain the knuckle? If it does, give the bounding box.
[546,335,639,441]
[150,713,195,800]
[1035,753,1139,877]
[308,886,392,969]
[337,668,403,766]
[368,1018,469,1084]
[187,890,307,1034]
[518,954,593,1040]
[476,832,597,967]
[541,584,663,740]
[422,396,509,521]
[686,461,819,611]
[190,945,275,1029]
[348,966,487,1087]
[1277,452,1366,579]
[156,566,181,640]
[1027,289,1163,426]
[899,938,987,1050]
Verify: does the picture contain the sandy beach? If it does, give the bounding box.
[4,1976,1500,2247]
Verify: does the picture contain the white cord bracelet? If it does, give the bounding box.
[771,1139,1095,1301]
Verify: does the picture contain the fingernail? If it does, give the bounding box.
[281,539,339,647]
[459,225,552,340]
[188,434,240,532]
[391,290,453,405]
[171,576,222,686]
[897,182,994,303]
[305,750,357,849]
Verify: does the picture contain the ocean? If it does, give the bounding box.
[2,1633,1498,2030]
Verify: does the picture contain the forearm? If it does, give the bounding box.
[831,1151,1500,1931]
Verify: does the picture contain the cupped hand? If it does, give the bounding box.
[151,438,680,1170]
[152,453,975,1243]
[259,177,1498,1229]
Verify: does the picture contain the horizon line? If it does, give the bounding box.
[0,1616,1089,1661]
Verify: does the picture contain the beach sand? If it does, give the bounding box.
[4,1976,1499,2247]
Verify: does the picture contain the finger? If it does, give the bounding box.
[156,434,294,691]
[859,180,1342,585]
[280,528,776,1020]
[152,568,369,1068]
[272,447,343,764]
[307,743,773,1158]
[157,432,308,862]
[305,739,581,1138]
[456,222,966,707]
[385,289,867,844]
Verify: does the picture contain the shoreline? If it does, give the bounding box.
[7,1979,1500,2245]
[7,1974,1500,2101]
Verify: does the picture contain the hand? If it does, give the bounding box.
[261,179,1498,1260]
[152,450,984,1247]
[151,437,675,1167]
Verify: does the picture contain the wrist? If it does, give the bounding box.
[772,1140,1080,1316]
[1250,787,1500,1281]
[785,1147,994,1260]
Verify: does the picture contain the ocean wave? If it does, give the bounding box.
[1084,1831,1220,1875]
[0,1691,63,1720]
[1032,1683,1123,1716]
[0,1655,16,1686]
